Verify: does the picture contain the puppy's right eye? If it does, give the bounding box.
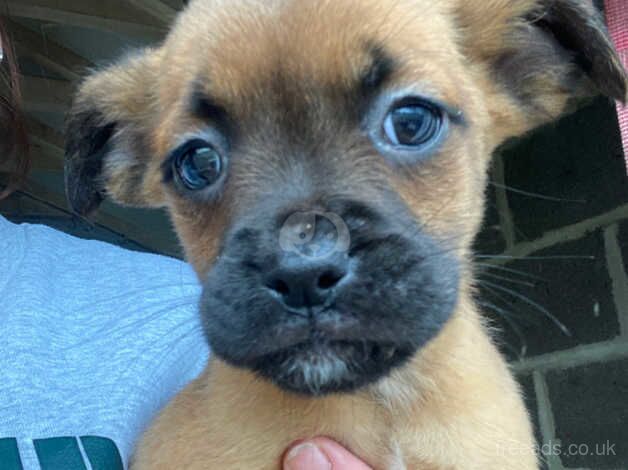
[383,102,443,147]
[173,140,223,191]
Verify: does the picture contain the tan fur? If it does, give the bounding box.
[133,297,536,469]
[65,0,627,468]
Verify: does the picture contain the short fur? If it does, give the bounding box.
[64,0,627,468]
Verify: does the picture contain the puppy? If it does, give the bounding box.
[64,0,627,468]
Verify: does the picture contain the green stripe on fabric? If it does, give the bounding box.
[80,436,124,470]
[0,438,24,470]
[33,437,87,470]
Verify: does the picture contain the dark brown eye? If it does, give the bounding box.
[383,101,444,147]
[173,140,223,191]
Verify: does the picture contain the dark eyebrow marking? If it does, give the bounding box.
[187,83,235,140]
[360,43,396,94]
[190,89,230,125]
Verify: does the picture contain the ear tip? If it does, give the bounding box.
[613,74,628,105]
[65,191,104,219]
[600,60,628,103]
[609,83,627,105]
[64,156,105,218]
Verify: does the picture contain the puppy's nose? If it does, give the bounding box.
[265,259,348,309]
[265,209,351,310]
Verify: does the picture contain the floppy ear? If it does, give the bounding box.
[458,0,627,143]
[65,48,165,217]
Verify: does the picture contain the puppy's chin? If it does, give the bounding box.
[248,340,414,396]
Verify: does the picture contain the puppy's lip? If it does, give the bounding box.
[244,323,404,364]
[255,339,400,363]
[245,313,362,357]
[231,308,408,365]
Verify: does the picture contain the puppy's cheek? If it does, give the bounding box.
[166,199,229,276]
[391,138,489,250]
[200,271,259,362]
[200,261,292,364]
[341,240,460,352]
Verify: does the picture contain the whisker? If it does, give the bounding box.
[480,280,572,337]
[146,328,205,358]
[477,272,536,288]
[479,301,528,358]
[61,298,200,351]
[475,254,595,261]
[474,262,549,282]
[89,283,200,304]
[146,325,207,373]
[478,300,519,321]
[489,181,587,204]
[476,285,540,327]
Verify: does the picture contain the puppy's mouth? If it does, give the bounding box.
[229,316,415,395]
[249,336,412,395]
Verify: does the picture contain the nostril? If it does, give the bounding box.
[267,278,290,297]
[264,263,349,308]
[317,269,345,290]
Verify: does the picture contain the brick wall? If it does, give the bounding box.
[475,96,628,470]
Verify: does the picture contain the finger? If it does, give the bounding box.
[284,437,373,470]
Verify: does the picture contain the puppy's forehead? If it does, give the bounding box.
[163,0,461,109]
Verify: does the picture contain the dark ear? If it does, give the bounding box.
[458,0,627,142]
[65,48,165,217]
[531,0,627,102]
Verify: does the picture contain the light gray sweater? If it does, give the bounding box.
[0,216,209,469]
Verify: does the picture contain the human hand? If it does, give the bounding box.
[283,437,373,470]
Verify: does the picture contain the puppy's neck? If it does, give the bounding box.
[370,293,485,415]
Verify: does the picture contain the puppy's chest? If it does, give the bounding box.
[275,400,450,470]
[335,433,453,470]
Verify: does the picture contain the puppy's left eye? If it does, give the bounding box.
[383,101,444,148]
[173,140,223,191]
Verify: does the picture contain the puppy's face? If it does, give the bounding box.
[65,0,626,395]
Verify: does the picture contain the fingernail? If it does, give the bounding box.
[285,442,332,470]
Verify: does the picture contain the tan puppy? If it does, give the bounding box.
[64,0,627,468]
